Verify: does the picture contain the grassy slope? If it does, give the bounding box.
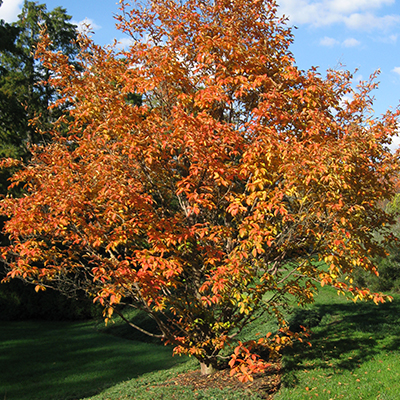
[276,287,400,400]
[80,287,400,400]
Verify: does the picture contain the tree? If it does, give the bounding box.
[353,186,400,294]
[0,12,21,195]
[0,1,87,320]
[1,0,399,380]
[0,0,78,163]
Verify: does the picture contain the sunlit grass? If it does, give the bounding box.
[275,287,400,400]
[80,358,264,400]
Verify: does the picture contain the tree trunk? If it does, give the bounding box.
[200,361,216,375]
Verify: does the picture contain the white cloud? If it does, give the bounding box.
[339,94,353,108]
[0,0,23,22]
[392,67,400,75]
[354,74,364,83]
[343,38,361,47]
[320,36,339,46]
[389,134,400,152]
[344,12,400,30]
[73,18,101,34]
[329,0,394,14]
[375,34,398,44]
[386,34,398,43]
[279,0,399,31]
[319,37,361,47]
[115,37,135,50]
[279,0,328,25]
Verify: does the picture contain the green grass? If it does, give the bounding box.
[0,319,186,400]
[275,287,400,400]
[2,287,400,400]
[80,358,264,400]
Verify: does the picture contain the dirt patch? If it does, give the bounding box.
[164,362,282,399]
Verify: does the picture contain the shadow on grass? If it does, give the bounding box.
[281,296,400,388]
[0,320,186,400]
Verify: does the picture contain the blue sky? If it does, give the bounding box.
[1,0,400,147]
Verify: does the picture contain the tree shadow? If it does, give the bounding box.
[0,320,187,400]
[281,297,400,388]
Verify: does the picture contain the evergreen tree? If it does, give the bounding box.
[0,1,79,163]
[0,9,21,160]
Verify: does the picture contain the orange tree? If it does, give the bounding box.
[1,0,399,379]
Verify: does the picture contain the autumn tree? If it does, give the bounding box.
[1,0,399,378]
[0,2,87,321]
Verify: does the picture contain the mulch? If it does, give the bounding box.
[163,362,282,399]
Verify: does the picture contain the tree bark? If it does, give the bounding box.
[200,361,216,375]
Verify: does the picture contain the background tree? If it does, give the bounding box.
[0,2,23,193]
[0,0,78,163]
[1,0,399,379]
[0,1,19,54]
[353,184,400,294]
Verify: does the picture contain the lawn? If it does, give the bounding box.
[275,287,400,400]
[0,319,186,400]
[1,287,400,400]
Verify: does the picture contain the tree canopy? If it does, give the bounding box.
[1,0,399,380]
[0,0,78,161]
[0,1,85,320]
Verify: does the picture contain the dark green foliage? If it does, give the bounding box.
[354,244,400,293]
[0,1,79,164]
[0,19,24,187]
[0,278,101,320]
[125,92,143,106]
[0,20,20,57]
[355,192,400,294]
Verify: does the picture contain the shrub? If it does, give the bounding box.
[354,245,400,294]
